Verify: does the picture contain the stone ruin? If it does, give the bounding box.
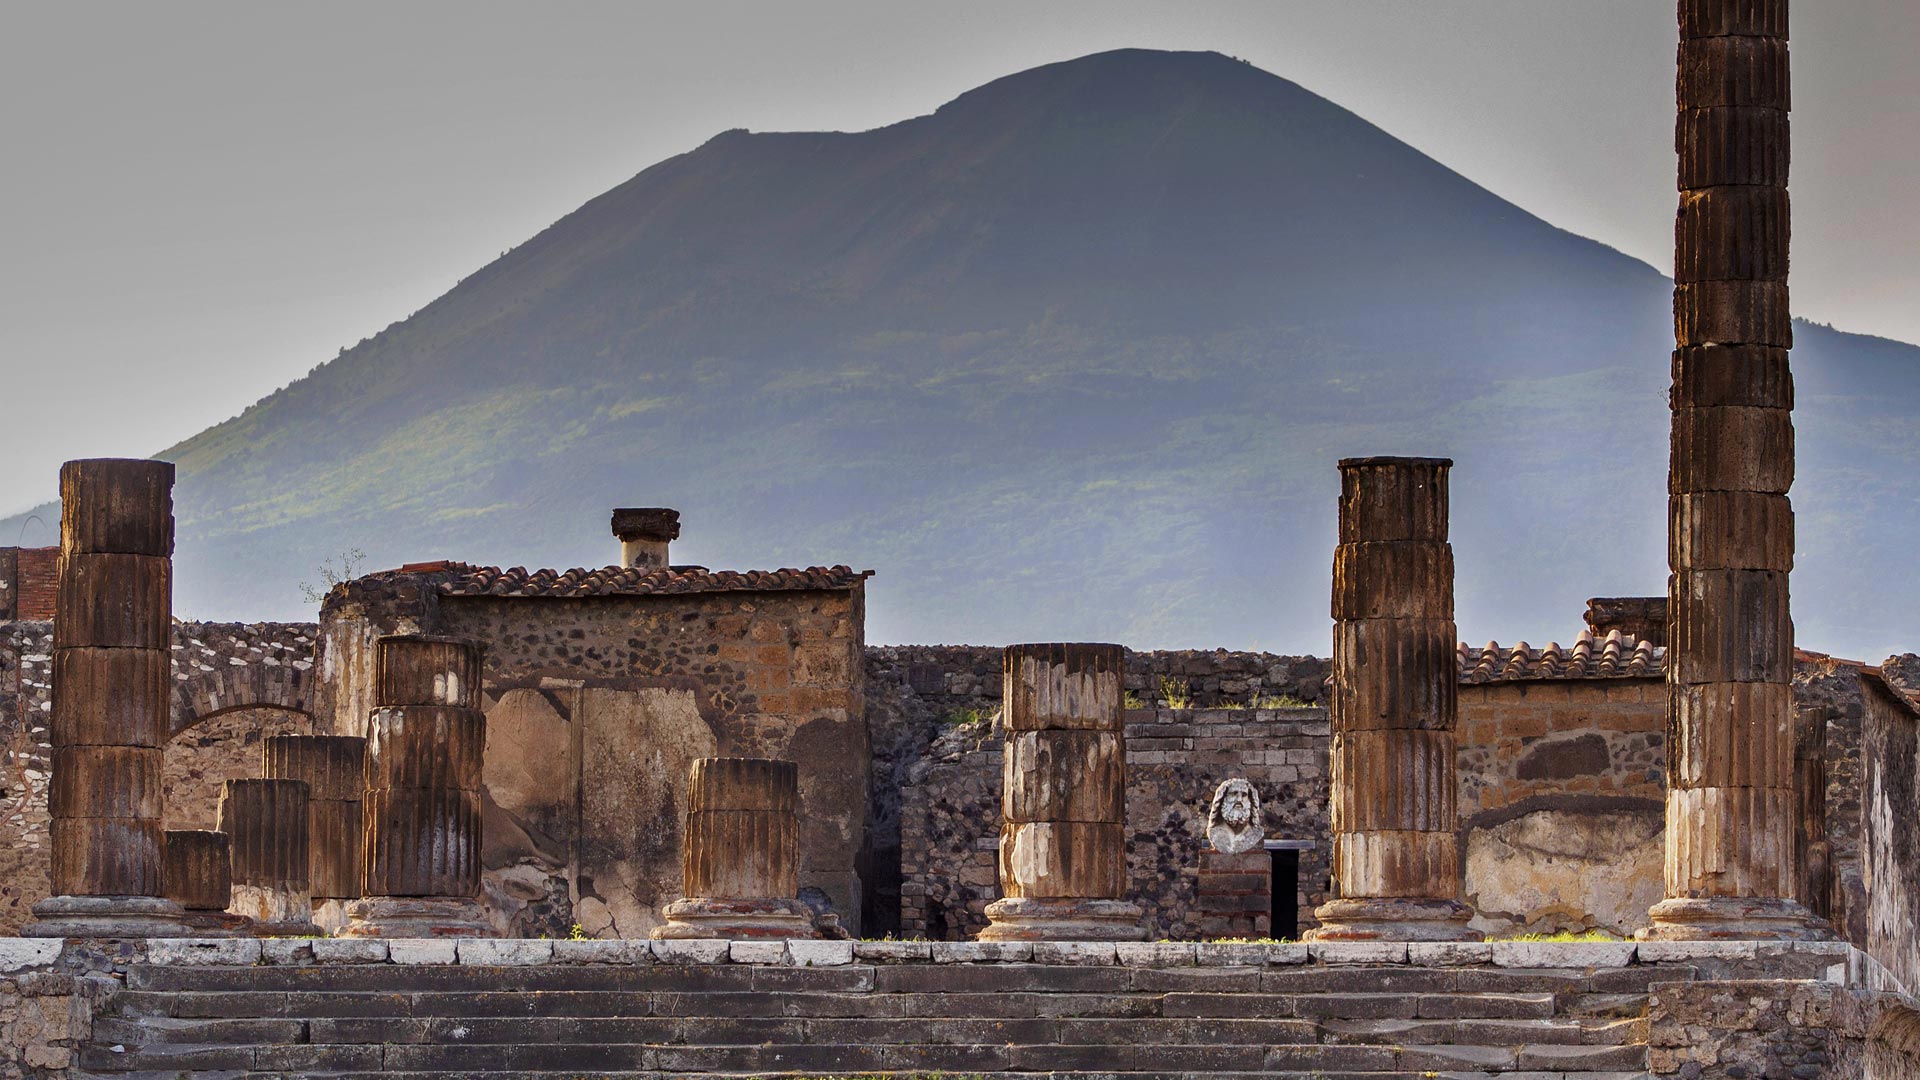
[4,3,1920,1076]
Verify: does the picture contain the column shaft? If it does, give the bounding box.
[653,757,818,940]
[980,643,1144,941]
[340,636,494,937]
[1308,456,1477,942]
[264,735,367,901]
[218,778,319,936]
[27,459,185,937]
[1645,0,1823,940]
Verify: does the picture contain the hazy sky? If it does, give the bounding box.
[2,1,1915,523]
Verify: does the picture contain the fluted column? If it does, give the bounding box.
[980,642,1144,941]
[652,757,820,939]
[340,635,493,937]
[163,830,251,936]
[26,459,186,937]
[265,734,366,933]
[1307,457,1478,941]
[1642,0,1824,941]
[218,779,320,936]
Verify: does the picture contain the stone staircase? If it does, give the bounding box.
[65,938,1681,1079]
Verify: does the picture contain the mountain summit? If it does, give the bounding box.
[14,49,1919,656]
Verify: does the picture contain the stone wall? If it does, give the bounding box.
[321,581,868,939]
[900,704,1332,941]
[0,620,321,935]
[867,646,1329,937]
[1863,671,1920,995]
[1457,678,1666,938]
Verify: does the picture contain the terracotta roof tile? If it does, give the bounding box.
[430,562,873,599]
[1457,628,1663,683]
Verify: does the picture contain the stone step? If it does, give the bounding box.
[67,1060,1643,1068]
[121,961,1666,997]
[78,1040,1647,1075]
[111,988,1572,1022]
[91,1013,1637,1049]
[77,1072,1652,1080]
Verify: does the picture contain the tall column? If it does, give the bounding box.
[1643,0,1822,940]
[652,757,820,939]
[340,635,493,937]
[265,734,367,933]
[1307,457,1478,942]
[163,830,251,936]
[979,643,1144,941]
[219,778,320,936]
[26,459,186,937]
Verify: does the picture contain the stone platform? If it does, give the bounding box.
[0,937,1912,1078]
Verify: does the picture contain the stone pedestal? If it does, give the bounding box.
[219,779,320,937]
[1196,849,1269,940]
[1307,458,1479,942]
[340,896,493,938]
[1642,0,1824,942]
[26,459,186,938]
[264,734,366,923]
[652,758,818,940]
[163,830,253,936]
[342,636,494,939]
[981,643,1144,942]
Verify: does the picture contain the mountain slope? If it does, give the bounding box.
[10,49,1919,659]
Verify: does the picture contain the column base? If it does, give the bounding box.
[337,896,496,939]
[22,895,192,938]
[182,911,256,937]
[312,899,352,937]
[1303,898,1483,942]
[650,897,820,940]
[978,897,1148,942]
[1636,897,1831,941]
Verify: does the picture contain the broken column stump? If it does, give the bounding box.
[218,779,321,936]
[340,635,494,938]
[1641,0,1824,942]
[652,757,819,939]
[264,734,367,934]
[26,459,187,937]
[1307,457,1480,942]
[163,829,252,936]
[980,642,1145,941]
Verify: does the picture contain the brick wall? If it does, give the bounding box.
[0,548,57,622]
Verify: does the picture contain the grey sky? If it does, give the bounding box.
[1,0,1915,523]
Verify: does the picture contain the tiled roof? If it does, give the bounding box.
[433,563,873,599]
[1457,628,1663,683]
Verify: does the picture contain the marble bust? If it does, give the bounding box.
[1207,778,1264,854]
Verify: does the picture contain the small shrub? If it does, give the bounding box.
[1157,676,1192,709]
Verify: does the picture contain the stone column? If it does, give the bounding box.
[265,734,367,934]
[26,459,186,937]
[218,778,321,936]
[340,635,493,937]
[163,830,251,936]
[1307,457,1478,941]
[1642,0,1822,940]
[980,642,1144,941]
[652,757,819,939]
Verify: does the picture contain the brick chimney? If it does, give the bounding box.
[1584,596,1668,648]
[611,508,680,570]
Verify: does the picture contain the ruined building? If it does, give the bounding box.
[6,2,1920,1076]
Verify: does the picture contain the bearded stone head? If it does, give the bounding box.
[1206,778,1264,854]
